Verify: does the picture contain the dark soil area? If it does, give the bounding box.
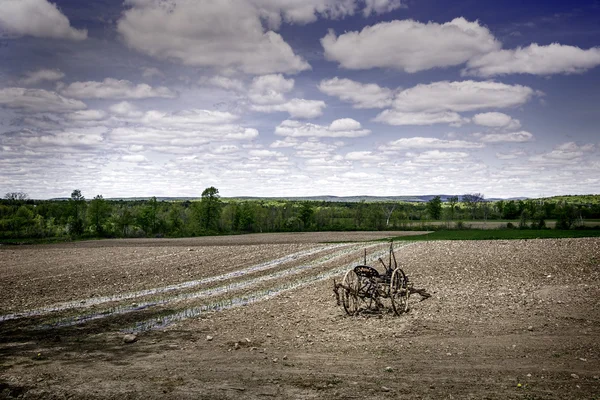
[1,234,599,399]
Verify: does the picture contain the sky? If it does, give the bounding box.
[1,0,599,199]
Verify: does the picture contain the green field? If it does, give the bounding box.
[392,229,600,241]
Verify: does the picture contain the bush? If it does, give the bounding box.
[518,210,530,229]
[555,204,577,229]
[455,221,467,229]
[506,222,515,229]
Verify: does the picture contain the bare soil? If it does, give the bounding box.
[1,232,599,399]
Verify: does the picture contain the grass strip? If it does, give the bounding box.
[391,229,600,241]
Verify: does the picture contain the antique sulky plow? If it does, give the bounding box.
[333,241,429,316]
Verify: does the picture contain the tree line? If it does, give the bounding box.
[1,189,599,240]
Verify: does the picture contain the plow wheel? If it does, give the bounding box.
[341,269,361,315]
[390,268,410,315]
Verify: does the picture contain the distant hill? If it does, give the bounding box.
[49,197,200,202]
[229,195,528,202]
[46,195,529,203]
[537,194,600,204]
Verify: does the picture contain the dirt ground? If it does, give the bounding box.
[1,232,599,399]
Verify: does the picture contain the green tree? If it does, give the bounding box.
[518,209,530,229]
[532,210,546,229]
[199,187,222,232]
[113,205,134,237]
[88,195,111,235]
[354,201,366,228]
[69,189,85,235]
[426,196,442,220]
[299,202,314,230]
[167,203,184,236]
[448,196,459,220]
[462,193,484,220]
[502,200,519,219]
[237,202,255,232]
[138,197,161,235]
[15,205,34,235]
[366,204,385,230]
[495,200,505,218]
[556,203,577,229]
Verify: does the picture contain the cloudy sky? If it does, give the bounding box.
[1,0,599,199]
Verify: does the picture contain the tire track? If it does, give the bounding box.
[129,244,402,332]
[34,242,388,329]
[1,242,375,323]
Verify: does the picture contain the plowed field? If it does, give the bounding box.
[1,232,599,399]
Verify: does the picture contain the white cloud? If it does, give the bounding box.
[464,43,600,77]
[109,101,143,118]
[256,168,287,175]
[321,18,500,72]
[213,144,240,154]
[141,67,164,78]
[248,149,283,158]
[0,0,87,41]
[318,77,393,108]
[122,154,148,163]
[248,74,294,104]
[329,118,362,131]
[362,0,403,16]
[24,131,105,147]
[270,137,299,148]
[248,74,325,118]
[252,0,402,28]
[294,140,341,159]
[66,109,107,121]
[472,112,521,129]
[476,131,533,143]
[530,142,595,164]
[496,150,526,160]
[110,126,258,149]
[407,150,470,163]
[251,99,326,118]
[391,81,535,113]
[304,156,349,170]
[374,110,466,126]
[374,81,533,126]
[382,137,484,151]
[107,108,258,151]
[275,119,370,137]
[345,151,383,161]
[252,0,357,28]
[0,88,86,113]
[60,78,176,99]
[139,109,240,129]
[207,76,245,92]
[117,0,310,74]
[20,69,65,85]
[556,142,594,152]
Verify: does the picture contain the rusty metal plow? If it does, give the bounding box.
[333,241,430,316]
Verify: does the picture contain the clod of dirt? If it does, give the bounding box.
[123,334,137,344]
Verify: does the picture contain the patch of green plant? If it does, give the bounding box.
[391,229,600,241]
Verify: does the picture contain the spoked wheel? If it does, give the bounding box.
[390,268,410,315]
[341,269,361,315]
